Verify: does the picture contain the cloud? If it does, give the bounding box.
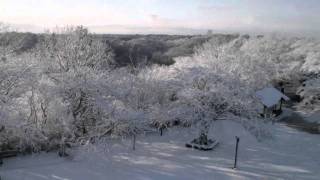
[0,0,138,27]
[197,0,320,33]
[89,24,205,35]
[146,14,177,27]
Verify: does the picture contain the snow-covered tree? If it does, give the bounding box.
[38,26,114,72]
[2,30,319,153]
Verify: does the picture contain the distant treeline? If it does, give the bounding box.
[0,32,239,66]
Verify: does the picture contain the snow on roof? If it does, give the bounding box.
[255,87,290,108]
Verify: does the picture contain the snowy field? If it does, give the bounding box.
[1,120,320,180]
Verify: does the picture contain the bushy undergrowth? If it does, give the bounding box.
[0,26,319,153]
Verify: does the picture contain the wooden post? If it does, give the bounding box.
[263,105,267,118]
[233,136,240,169]
[160,127,163,136]
[132,134,136,151]
[280,88,284,111]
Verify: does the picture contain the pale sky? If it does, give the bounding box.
[0,0,319,34]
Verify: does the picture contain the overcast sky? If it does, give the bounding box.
[0,0,319,34]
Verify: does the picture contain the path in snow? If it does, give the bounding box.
[1,120,320,180]
[279,111,320,134]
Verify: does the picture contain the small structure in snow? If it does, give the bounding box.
[256,87,290,117]
[185,134,219,151]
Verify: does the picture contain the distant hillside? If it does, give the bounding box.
[0,32,239,66]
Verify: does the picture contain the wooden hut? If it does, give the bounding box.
[256,87,290,117]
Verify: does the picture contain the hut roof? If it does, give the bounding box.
[255,87,290,108]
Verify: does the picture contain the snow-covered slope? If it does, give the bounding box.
[1,120,319,180]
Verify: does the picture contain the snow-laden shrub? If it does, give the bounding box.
[296,77,320,113]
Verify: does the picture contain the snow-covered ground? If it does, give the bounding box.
[1,120,320,180]
[304,111,320,124]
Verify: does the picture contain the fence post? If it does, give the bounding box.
[233,136,240,169]
[132,134,136,151]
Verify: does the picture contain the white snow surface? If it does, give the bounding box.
[303,111,320,124]
[256,87,289,108]
[1,120,320,180]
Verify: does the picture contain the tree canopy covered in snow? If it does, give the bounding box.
[0,25,319,152]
